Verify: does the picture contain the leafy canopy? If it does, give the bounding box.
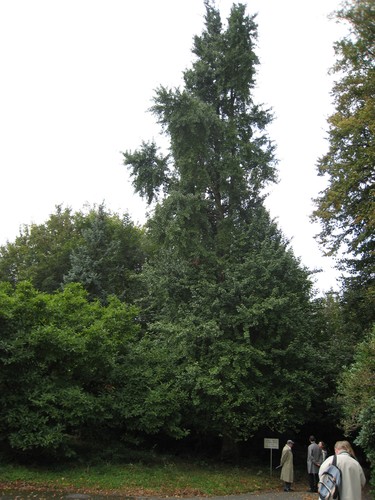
[312,0,375,286]
[124,0,277,218]
[0,204,147,303]
[123,1,316,443]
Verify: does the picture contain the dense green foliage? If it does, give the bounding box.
[312,0,374,289]
[124,1,318,449]
[0,1,372,473]
[337,326,375,488]
[0,204,146,303]
[0,282,183,457]
[63,205,146,304]
[311,0,374,482]
[305,291,372,432]
[0,205,82,292]
[141,208,317,442]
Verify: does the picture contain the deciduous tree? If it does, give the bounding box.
[312,0,375,290]
[337,326,375,488]
[0,205,81,292]
[0,281,183,458]
[311,0,374,474]
[0,204,146,303]
[124,1,317,446]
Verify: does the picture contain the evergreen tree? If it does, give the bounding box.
[64,204,146,304]
[0,204,146,303]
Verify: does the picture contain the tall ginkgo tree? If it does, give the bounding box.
[124,1,317,448]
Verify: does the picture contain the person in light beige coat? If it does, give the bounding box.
[319,440,366,500]
[280,439,294,492]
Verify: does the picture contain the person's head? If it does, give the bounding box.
[309,435,316,443]
[334,440,356,458]
[319,441,326,449]
[287,440,294,447]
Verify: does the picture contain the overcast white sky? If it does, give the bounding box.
[0,0,348,294]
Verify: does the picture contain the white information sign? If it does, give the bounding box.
[264,438,279,449]
[264,438,279,476]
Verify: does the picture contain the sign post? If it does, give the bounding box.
[264,438,279,476]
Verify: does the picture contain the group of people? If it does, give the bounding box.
[279,435,366,498]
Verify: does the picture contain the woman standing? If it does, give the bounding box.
[318,441,328,462]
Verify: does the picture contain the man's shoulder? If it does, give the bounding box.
[337,453,362,467]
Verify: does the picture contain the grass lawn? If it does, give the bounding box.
[0,459,283,497]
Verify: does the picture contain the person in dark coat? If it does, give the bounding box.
[307,435,322,492]
[280,439,294,492]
